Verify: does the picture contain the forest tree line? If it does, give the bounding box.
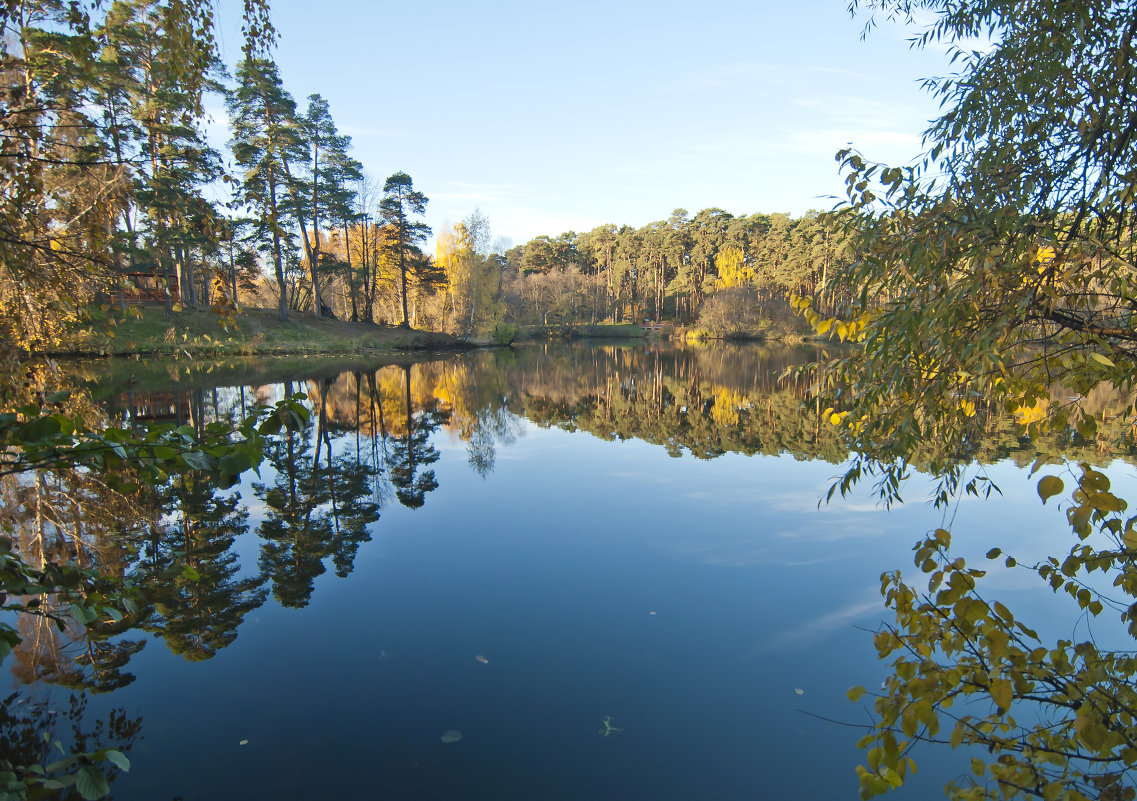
[276,206,861,338]
[496,208,857,335]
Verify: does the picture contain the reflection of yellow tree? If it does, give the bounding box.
[2,466,155,691]
[306,364,447,438]
[711,389,749,428]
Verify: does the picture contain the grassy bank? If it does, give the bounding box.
[521,323,647,340]
[61,306,470,357]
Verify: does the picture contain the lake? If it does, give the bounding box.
[5,341,1127,800]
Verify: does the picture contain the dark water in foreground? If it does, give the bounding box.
[7,342,1128,800]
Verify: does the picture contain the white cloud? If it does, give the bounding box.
[758,593,884,653]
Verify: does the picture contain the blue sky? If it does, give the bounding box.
[209,0,952,246]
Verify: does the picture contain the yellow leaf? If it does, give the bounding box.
[990,677,1012,711]
[1122,528,1137,550]
[1037,475,1064,504]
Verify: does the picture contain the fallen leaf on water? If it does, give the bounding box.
[475,654,489,664]
[794,688,805,696]
[239,740,249,746]
[441,730,463,743]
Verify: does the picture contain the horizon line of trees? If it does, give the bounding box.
[496,208,858,334]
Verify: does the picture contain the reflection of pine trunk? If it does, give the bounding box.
[313,380,342,534]
[367,372,388,499]
[354,372,362,463]
[306,381,329,534]
[191,389,205,437]
[33,472,45,570]
[326,423,340,535]
[283,380,298,522]
[403,365,415,476]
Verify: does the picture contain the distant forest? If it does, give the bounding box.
[269,206,858,339]
[496,209,855,334]
[298,207,858,337]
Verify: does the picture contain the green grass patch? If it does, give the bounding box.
[580,323,647,338]
[522,323,647,340]
[62,306,466,358]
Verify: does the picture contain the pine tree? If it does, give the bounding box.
[290,94,362,318]
[228,58,305,321]
[379,172,430,328]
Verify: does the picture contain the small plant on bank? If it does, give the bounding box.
[492,323,518,345]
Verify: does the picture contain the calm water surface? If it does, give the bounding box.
[7,341,1126,800]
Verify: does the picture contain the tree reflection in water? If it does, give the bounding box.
[254,379,380,608]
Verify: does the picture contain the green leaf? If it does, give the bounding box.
[847,685,867,702]
[75,765,110,800]
[218,451,254,477]
[17,416,63,443]
[1089,352,1115,367]
[1037,475,1064,504]
[69,603,96,625]
[101,750,130,772]
[181,450,212,472]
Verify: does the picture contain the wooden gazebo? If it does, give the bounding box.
[121,268,180,304]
